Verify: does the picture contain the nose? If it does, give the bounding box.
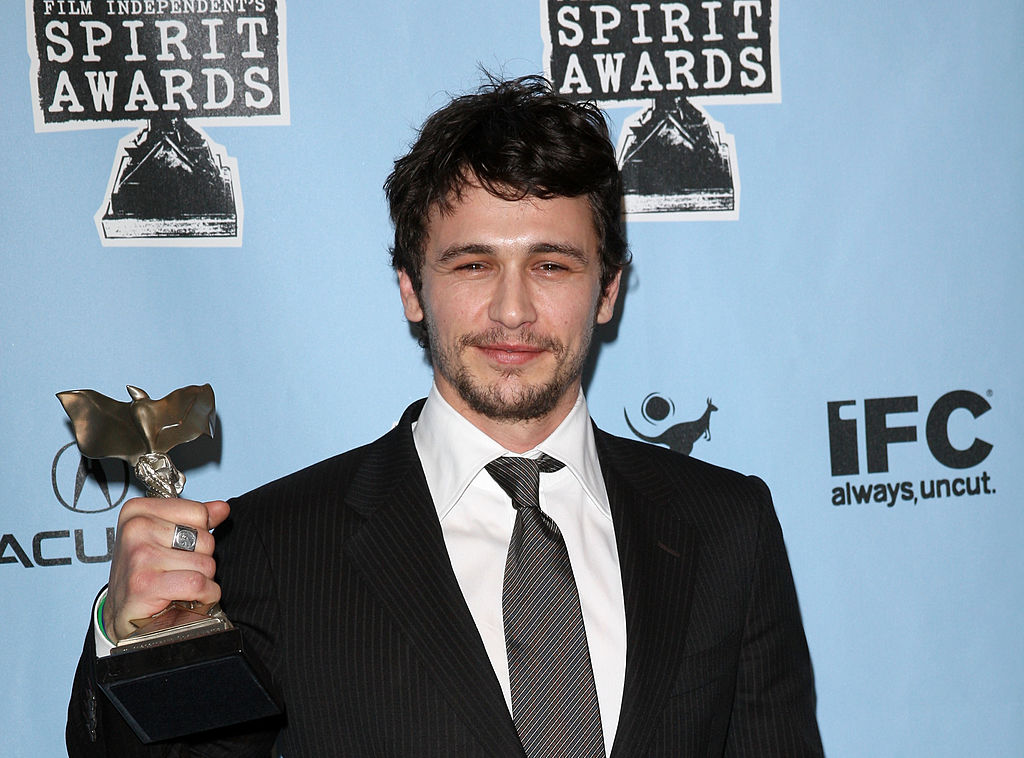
[488,267,536,330]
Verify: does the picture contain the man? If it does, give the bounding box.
[67,76,824,757]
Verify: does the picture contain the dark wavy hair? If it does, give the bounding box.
[384,75,629,295]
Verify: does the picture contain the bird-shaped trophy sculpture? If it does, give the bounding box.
[58,384,216,498]
[58,384,279,743]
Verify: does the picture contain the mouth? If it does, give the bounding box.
[476,342,546,366]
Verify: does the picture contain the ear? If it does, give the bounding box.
[595,269,622,325]
[397,269,424,322]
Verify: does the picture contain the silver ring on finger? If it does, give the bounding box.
[171,524,199,552]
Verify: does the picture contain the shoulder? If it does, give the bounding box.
[595,426,767,493]
[227,400,425,523]
[231,440,373,511]
[213,411,423,573]
[594,426,774,526]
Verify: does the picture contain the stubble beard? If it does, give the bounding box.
[426,319,594,423]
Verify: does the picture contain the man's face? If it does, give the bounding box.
[397,182,620,428]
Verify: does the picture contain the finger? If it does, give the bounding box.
[116,511,216,559]
[119,497,211,531]
[204,500,230,530]
[124,537,218,581]
[114,571,222,639]
[125,563,220,608]
[150,569,223,607]
[165,522,217,557]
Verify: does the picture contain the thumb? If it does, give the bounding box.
[204,500,231,530]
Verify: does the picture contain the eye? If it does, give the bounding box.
[536,261,568,272]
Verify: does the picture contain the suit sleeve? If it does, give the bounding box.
[724,479,824,757]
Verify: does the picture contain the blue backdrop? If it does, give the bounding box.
[2,1,1021,755]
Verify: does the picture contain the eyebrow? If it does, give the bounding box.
[532,242,590,265]
[437,242,590,265]
[437,244,494,263]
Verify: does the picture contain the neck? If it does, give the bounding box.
[466,412,567,453]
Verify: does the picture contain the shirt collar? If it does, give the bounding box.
[412,383,610,521]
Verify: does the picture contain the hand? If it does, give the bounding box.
[103,497,230,643]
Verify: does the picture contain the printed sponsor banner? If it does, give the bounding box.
[27,0,288,130]
[25,0,287,245]
[0,440,121,569]
[623,391,718,455]
[4,2,1022,755]
[542,0,779,104]
[541,0,780,220]
[825,389,998,510]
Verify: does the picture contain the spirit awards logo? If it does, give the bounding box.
[0,440,119,569]
[542,0,780,220]
[826,390,996,509]
[26,0,289,246]
[624,393,717,455]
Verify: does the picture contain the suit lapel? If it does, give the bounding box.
[342,402,525,757]
[597,431,699,758]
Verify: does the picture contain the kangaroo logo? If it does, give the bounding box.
[624,394,718,456]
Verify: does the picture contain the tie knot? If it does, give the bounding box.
[485,454,565,510]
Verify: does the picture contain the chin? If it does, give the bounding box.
[459,376,568,423]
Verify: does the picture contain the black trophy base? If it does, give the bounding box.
[95,627,280,744]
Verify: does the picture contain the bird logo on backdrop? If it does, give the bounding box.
[624,393,718,456]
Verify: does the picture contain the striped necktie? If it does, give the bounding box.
[485,454,605,758]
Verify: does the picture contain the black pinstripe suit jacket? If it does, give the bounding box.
[68,400,824,757]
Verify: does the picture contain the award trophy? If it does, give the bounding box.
[58,384,279,743]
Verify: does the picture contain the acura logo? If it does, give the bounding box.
[51,442,129,514]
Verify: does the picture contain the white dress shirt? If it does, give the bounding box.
[413,384,626,753]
